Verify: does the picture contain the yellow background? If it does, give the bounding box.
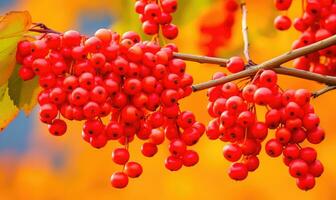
[0,0,336,199]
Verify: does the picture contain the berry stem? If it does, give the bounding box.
[312,86,336,98]
[190,34,336,91]
[241,1,251,63]
[29,23,61,34]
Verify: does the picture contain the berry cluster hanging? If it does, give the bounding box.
[206,69,325,190]
[274,0,336,75]
[16,23,204,188]
[134,0,179,39]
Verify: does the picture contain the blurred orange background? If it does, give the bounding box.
[0,0,336,199]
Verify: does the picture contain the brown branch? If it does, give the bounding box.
[274,67,336,86]
[173,52,228,66]
[312,86,336,98]
[191,34,336,91]
[241,1,251,62]
[29,23,61,34]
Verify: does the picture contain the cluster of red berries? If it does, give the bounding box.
[206,69,325,190]
[16,28,204,189]
[134,0,179,39]
[274,0,336,75]
[199,0,238,56]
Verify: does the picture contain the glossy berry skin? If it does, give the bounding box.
[274,15,291,30]
[125,162,143,178]
[182,150,199,167]
[169,139,187,155]
[112,148,130,165]
[111,172,128,189]
[227,56,245,73]
[243,156,259,172]
[141,142,158,157]
[48,119,67,136]
[265,139,283,157]
[300,147,317,164]
[289,159,309,178]
[274,0,292,10]
[309,160,324,177]
[165,155,183,171]
[223,144,242,162]
[228,163,248,181]
[296,174,315,191]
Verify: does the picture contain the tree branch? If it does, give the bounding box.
[273,67,336,86]
[191,34,336,91]
[312,86,336,98]
[173,52,228,66]
[241,1,251,62]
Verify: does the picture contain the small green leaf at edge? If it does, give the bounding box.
[8,64,40,116]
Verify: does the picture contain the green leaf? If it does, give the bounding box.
[0,11,32,85]
[8,64,40,115]
[0,83,8,101]
[0,87,19,132]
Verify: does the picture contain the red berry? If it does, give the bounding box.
[111,172,128,189]
[289,159,309,178]
[125,162,143,178]
[223,144,242,162]
[274,15,291,30]
[296,174,315,191]
[169,139,187,155]
[265,139,283,157]
[165,155,183,171]
[274,0,292,10]
[309,160,324,177]
[243,156,259,172]
[228,163,248,181]
[182,150,199,167]
[300,147,317,164]
[48,119,67,136]
[141,142,158,157]
[227,56,245,73]
[112,148,130,165]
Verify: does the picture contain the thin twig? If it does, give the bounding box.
[312,86,336,98]
[191,34,336,91]
[28,28,61,34]
[173,52,228,66]
[241,1,251,62]
[29,23,61,34]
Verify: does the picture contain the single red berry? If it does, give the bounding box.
[125,162,143,178]
[300,147,317,164]
[112,148,130,165]
[165,155,183,171]
[227,56,245,73]
[141,142,158,157]
[309,160,324,177]
[265,139,283,157]
[289,159,309,178]
[169,139,187,155]
[111,172,128,189]
[182,150,199,167]
[228,163,248,181]
[48,119,67,136]
[274,15,291,30]
[243,156,259,172]
[296,174,315,191]
[283,144,300,160]
[223,144,242,162]
[274,0,292,10]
